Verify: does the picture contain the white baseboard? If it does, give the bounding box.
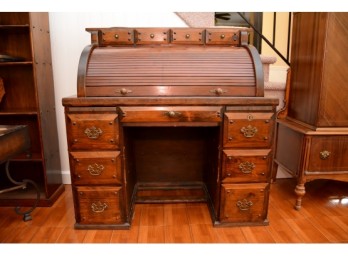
[61,170,71,184]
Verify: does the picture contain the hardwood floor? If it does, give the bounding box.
[1,178,348,244]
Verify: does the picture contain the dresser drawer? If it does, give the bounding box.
[76,186,124,224]
[223,112,274,148]
[307,136,348,172]
[66,113,119,150]
[119,106,222,123]
[99,28,134,45]
[222,149,271,183]
[135,28,169,44]
[70,151,122,185]
[220,183,269,223]
[205,29,240,45]
[171,28,204,44]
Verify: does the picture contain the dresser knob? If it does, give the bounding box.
[185,34,190,39]
[320,150,330,160]
[114,34,119,39]
[164,111,181,118]
[150,33,155,38]
[210,88,227,96]
[220,34,225,39]
[117,88,132,95]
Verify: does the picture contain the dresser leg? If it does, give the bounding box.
[294,183,305,210]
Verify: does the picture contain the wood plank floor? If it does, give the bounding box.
[0,178,348,244]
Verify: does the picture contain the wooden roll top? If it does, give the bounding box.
[77,28,264,97]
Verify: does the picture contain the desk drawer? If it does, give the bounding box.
[119,106,222,123]
[220,183,269,223]
[100,28,134,45]
[76,186,124,224]
[205,29,240,45]
[66,113,119,150]
[70,151,122,185]
[171,28,204,44]
[308,136,348,172]
[222,149,271,183]
[85,85,256,97]
[223,112,274,148]
[135,28,169,44]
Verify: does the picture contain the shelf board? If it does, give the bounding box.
[0,61,33,66]
[0,110,38,115]
[10,152,43,162]
[0,25,30,29]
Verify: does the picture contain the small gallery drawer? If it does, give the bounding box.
[119,106,222,123]
[222,149,271,183]
[76,186,124,224]
[205,29,240,45]
[99,28,134,45]
[171,28,204,44]
[220,183,269,224]
[70,151,122,185]
[223,112,274,148]
[66,113,119,150]
[307,135,348,172]
[135,28,169,44]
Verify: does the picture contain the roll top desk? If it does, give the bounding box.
[62,27,278,229]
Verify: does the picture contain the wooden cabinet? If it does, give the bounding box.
[63,27,278,229]
[0,13,64,206]
[274,13,348,210]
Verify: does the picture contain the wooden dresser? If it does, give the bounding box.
[62,27,279,229]
[274,13,348,210]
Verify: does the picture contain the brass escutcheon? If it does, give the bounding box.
[84,126,103,139]
[87,163,104,176]
[320,150,331,160]
[236,199,253,211]
[240,125,258,138]
[239,161,255,174]
[91,202,108,213]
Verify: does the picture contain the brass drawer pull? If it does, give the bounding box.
[220,34,225,39]
[91,201,108,213]
[84,126,103,139]
[239,161,255,174]
[87,163,104,176]
[240,125,258,138]
[150,33,155,38]
[164,111,181,118]
[236,199,253,211]
[185,34,190,39]
[320,150,330,160]
[210,88,227,95]
[117,88,132,95]
[114,34,119,39]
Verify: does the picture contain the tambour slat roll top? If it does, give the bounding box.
[77,28,264,97]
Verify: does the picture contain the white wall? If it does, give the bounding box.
[49,12,187,183]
